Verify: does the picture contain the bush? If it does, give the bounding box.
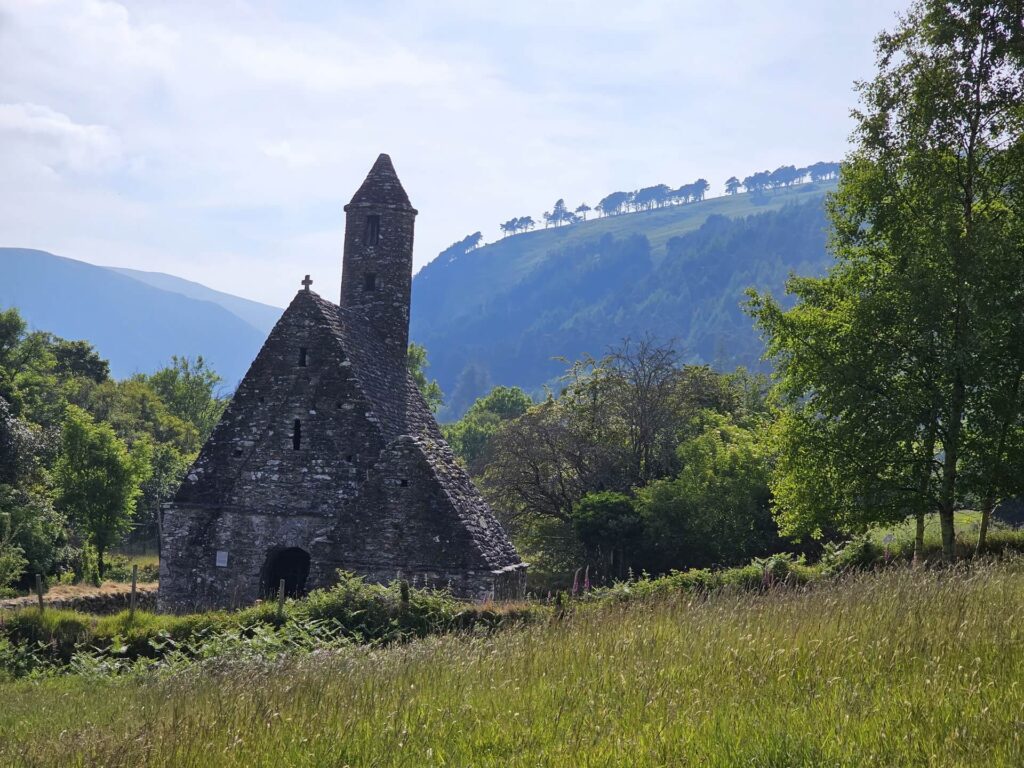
[103,555,159,584]
[820,536,882,574]
[0,571,544,673]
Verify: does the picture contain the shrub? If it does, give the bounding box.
[103,555,159,584]
[820,535,881,574]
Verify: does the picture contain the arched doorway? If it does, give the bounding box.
[260,547,311,598]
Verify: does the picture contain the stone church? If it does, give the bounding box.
[158,155,526,612]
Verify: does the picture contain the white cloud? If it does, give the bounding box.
[0,0,912,306]
[0,102,122,173]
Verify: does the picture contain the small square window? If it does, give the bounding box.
[399,479,408,487]
[299,347,308,367]
[365,215,380,245]
[363,272,378,292]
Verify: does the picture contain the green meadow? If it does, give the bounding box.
[2,559,1022,767]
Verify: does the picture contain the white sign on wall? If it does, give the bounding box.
[215,550,229,567]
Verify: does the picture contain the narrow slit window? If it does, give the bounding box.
[365,215,380,245]
[299,347,308,367]
[363,272,378,292]
[292,419,302,450]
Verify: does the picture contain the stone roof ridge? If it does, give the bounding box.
[393,433,523,570]
[345,153,416,212]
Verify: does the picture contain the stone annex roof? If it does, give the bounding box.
[303,291,521,571]
[345,153,416,212]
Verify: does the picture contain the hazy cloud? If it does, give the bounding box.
[0,0,910,306]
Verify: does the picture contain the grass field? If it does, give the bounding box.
[2,559,1022,767]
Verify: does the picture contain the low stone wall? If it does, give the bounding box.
[0,585,159,615]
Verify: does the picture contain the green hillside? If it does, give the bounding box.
[411,182,837,418]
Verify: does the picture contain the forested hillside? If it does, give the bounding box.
[411,183,835,418]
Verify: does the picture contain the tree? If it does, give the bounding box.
[637,413,774,571]
[0,508,26,589]
[47,337,109,383]
[605,336,681,484]
[438,233,484,262]
[725,176,741,195]
[597,191,630,216]
[742,170,771,194]
[444,385,532,474]
[407,343,444,413]
[54,406,150,577]
[549,199,567,226]
[140,356,226,440]
[571,491,642,580]
[575,203,591,221]
[749,0,1024,562]
[634,185,671,210]
[768,165,801,188]
[806,161,841,182]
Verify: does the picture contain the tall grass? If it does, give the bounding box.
[2,560,1023,766]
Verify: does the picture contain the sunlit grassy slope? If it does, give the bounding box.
[4,559,1023,767]
[411,182,838,412]
[416,182,837,297]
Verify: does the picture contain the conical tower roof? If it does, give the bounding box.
[345,153,415,211]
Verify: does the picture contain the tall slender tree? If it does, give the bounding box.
[750,0,1024,562]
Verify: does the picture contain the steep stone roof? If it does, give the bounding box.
[304,292,521,570]
[345,153,416,212]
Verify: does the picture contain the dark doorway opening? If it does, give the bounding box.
[260,547,311,598]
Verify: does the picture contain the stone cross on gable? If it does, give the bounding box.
[301,274,313,292]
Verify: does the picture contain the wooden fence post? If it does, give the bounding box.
[35,573,44,613]
[277,578,287,619]
[129,564,138,618]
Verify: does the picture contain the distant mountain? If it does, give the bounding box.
[0,248,279,387]
[109,267,280,334]
[410,183,836,419]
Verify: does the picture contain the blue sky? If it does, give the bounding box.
[0,0,909,306]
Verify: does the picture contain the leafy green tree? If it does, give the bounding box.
[574,203,591,221]
[0,510,26,590]
[725,176,741,195]
[749,0,1024,562]
[0,486,64,583]
[54,405,150,577]
[0,308,25,365]
[571,491,642,580]
[443,386,532,474]
[47,336,109,383]
[637,413,774,571]
[407,343,444,413]
[139,356,226,440]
